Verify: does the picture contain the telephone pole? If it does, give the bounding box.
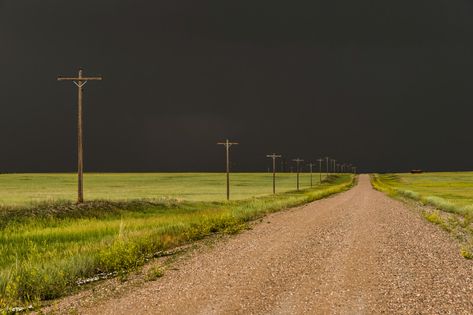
[57,68,102,204]
[325,157,329,177]
[347,163,352,175]
[316,158,323,183]
[308,162,314,187]
[217,139,239,200]
[266,153,282,194]
[292,158,304,191]
[331,159,336,174]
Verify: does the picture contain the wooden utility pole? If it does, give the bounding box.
[325,157,329,177]
[316,158,323,183]
[266,153,282,194]
[292,158,304,191]
[217,139,238,200]
[57,68,102,203]
[308,162,314,187]
[331,159,336,174]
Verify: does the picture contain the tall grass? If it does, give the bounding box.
[0,174,354,310]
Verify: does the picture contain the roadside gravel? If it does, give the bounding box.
[70,175,473,314]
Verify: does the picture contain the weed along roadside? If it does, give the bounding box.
[371,173,473,259]
[0,174,354,311]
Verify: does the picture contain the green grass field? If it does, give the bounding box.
[0,173,327,207]
[0,173,354,309]
[372,172,473,214]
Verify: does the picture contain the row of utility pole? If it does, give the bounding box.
[219,140,357,200]
[58,68,357,203]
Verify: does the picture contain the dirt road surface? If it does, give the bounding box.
[81,175,473,314]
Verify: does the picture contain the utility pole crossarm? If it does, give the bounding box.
[57,76,103,81]
[217,142,239,146]
[217,141,239,147]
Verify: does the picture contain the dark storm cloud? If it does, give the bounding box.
[1,0,473,172]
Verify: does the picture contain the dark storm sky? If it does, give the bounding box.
[1,0,473,173]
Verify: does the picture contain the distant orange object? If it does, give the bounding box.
[410,170,423,174]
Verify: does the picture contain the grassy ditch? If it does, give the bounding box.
[0,174,354,310]
[372,173,473,259]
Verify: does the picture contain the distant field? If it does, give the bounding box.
[373,172,473,210]
[0,172,327,207]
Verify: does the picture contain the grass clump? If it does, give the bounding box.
[0,174,354,310]
[146,266,164,281]
[460,247,473,259]
[423,211,444,225]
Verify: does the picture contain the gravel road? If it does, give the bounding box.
[82,175,473,314]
